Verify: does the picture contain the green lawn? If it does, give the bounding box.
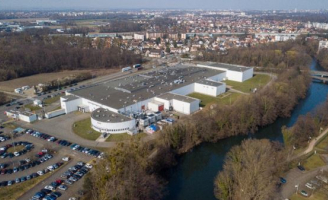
[317,134,328,150]
[43,95,64,105]
[72,118,101,141]
[188,92,242,107]
[224,74,271,93]
[303,154,326,171]
[24,104,42,111]
[105,132,148,142]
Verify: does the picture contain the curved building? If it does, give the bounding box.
[91,108,136,134]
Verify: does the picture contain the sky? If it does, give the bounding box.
[0,0,328,10]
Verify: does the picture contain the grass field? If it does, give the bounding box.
[73,118,101,141]
[105,132,148,142]
[317,134,328,150]
[7,146,25,153]
[3,123,18,130]
[224,74,271,93]
[24,104,42,112]
[303,154,326,171]
[43,95,63,105]
[188,92,242,107]
[0,69,118,92]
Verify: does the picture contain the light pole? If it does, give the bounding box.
[295,184,299,194]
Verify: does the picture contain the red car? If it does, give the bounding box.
[55,179,63,184]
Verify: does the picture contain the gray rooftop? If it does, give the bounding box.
[61,95,80,102]
[70,65,223,110]
[196,79,224,87]
[156,93,199,103]
[198,62,252,72]
[91,108,132,123]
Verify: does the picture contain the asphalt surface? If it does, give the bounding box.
[1,131,95,200]
[280,165,328,199]
[16,112,116,148]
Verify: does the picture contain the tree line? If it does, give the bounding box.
[83,40,313,200]
[0,32,142,81]
[283,97,328,148]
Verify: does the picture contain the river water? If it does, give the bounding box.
[164,60,328,200]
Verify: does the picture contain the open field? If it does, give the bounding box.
[6,145,25,153]
[188,92,243,107]
[0,69,119,92]
[73,118,101,141]
[24,104,42,112]
[317,134,328,150]
[224,74,271,93]
[303,154,326,170]
[0,18,50,22]
[43,95,64,105]
[105,132,148,142]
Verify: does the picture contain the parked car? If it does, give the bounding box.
[300,190,308,197]
[297,165,305,171]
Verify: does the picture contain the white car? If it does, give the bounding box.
[14,152,20,157]
[85,163,93,169]
[47,166,54,171]
[58,184,68,191]
[62,157,70,162]
[44,185,54,191]
[305,183,316,190]
[25,158,31,163]
[37,170,44,176]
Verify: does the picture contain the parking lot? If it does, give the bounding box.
[0,128,100,200]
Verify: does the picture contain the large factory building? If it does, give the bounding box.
[60,63,253,134]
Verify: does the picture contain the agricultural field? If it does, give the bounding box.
[0,69,118,92]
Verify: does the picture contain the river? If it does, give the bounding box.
[164,59,328,200]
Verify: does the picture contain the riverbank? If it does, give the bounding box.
[164,59,328,200]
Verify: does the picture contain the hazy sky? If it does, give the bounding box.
[1,0,328,10]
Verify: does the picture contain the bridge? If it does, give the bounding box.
[310,70,328,83]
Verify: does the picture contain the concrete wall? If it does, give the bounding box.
[60,97,83,114]
[91,117,136,134]
[19,114,37,123]
[242,68,254,82]
[154,97,171,110]
[171,99,199,115]
[216,83,226,95]
[195,83,218,96]
[170,83,195,96]
[226,70,244,82]
[207,72,226,82]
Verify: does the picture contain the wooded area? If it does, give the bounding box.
[0,33,142,81]
[99,20,144,33]
[214,139,286,200]
[283,97,328,147]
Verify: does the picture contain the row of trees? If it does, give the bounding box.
[99,20,145,33]
[0,33,142,81]
[317,49,328,71]
[283,98,328,148]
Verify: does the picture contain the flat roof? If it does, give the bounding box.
[196,79,224,87]
[70,65,223,110]
[156,93,199,103]
[91,108,132,123]
[62,95,80,102]
[198,62,252,72]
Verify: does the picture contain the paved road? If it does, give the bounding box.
[280,165,328,199]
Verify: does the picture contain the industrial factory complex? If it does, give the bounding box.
[59,63,253,134]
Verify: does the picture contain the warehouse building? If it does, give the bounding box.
[197,62,254,82]
[60,64,253,134]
